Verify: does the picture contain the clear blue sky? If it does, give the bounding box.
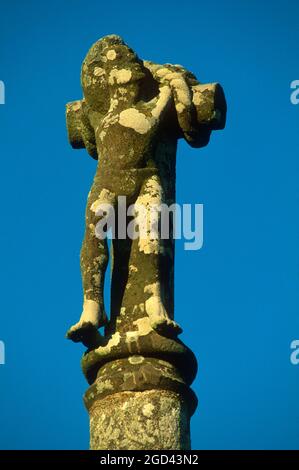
[0,0,298,450]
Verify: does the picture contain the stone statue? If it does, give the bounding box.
[66,35,226,450]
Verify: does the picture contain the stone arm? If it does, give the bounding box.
[66,99,99,160]
[66,62,226,156]
[144,61,226,148]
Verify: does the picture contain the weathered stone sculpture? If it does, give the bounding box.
[66,35,226,450]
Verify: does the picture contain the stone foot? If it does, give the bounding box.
[66,321,104,348]
[66,298,108,347]
[144,286,182,337]
[150,316,182,337]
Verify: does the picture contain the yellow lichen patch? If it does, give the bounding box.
[163,71,182,81]
[92,273,101,286]
[144,282,168,323]
[131,304,145,317]
[89,223,96,236]
[193,91,202,106]
[83,297,99,306]
[192,84,214,106]
[109,98,119,112]
[95,332,121,355]
[69,297,100,326]
[125,316,152,343]
[96,379,114,393]
[134,175,163,254]
[99,130,106,141]
[129,264,138,273]
[128,355,144,364]
[102,112,119,129]
[151,86,171,119]
[94,67,105,77]
[170,78,191,107]
[143,60,161,74]
[119,108,154,134]
[72,101,81,112]
[108,68,132,85]
[176,102,185,114]
[142,403,155,417]
[133,316,152,334]
[156,67,172,78]
[106,49,117,61]
[93,255,107,266]
[90,189,116,213]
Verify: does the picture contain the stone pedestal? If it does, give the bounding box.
[82,330,198,450]
[88,389,191,450]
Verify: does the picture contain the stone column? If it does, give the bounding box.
[89,390,192,450]
[82,338,198,450]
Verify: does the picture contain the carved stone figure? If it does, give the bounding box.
[66,35,226,450]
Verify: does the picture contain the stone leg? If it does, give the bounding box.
[128,174,181,335]
[66,183,114,341]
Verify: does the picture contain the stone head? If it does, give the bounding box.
[81,35,147,112]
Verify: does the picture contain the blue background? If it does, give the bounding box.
[0,0,298,450]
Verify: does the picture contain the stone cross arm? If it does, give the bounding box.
[66,67,226,158]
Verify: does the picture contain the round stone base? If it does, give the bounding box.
[89,389,191,450]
